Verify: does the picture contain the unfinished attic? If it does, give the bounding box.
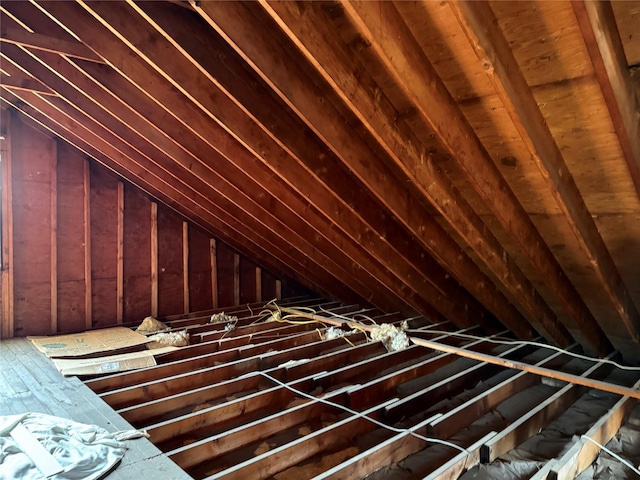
[1,0,640,478]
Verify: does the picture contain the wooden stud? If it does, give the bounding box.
[116,181,123,324]
[1,109,14,338]
[410,336,640,400]
[182,221,189,314]
[210,238,218,309]
[50,137,57,333]
[233,253,240,306]
[451,0,639,355]
[255,266,262,303]
[83,156,91,329]
[275,279,281,301]
[572,0,640,201]
[150,201,158,318]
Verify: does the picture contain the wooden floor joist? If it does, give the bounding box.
[71,301,639,478]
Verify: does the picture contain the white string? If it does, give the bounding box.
[258,371,469,455]
[580,435,640,476]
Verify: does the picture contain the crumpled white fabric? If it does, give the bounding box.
[0,413,127,480]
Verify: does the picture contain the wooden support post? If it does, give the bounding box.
[550,378,640,480]
[50,139,57,333]
[182,221,189,314]
[233,253,240,306]
[255,266,262,303]
[1,109,14,338]
[210,238,218,309]
[275,279,282,301]
[116,181,124,324]
[83,157,91,329]
[410,337,640,399]
[423,432,497,480]
[150,201,158,318]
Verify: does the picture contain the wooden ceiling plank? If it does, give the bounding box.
[572,0,640,201]
[192,0,534,340]
[86,0,479,326]
[0,89,335,300]
[0,19,103,63]
[1,52,57,96]
[259,0,574,349]
[338,1,610,356]
[33,1,471,326]
[451,0,640,357]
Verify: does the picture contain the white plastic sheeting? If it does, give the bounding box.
[0,413,129,480]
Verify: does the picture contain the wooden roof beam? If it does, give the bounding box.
[258,1,574,348]
[7,45,402,322]
[572,0,640,201]
[338,1,611,356]
[451,1,640,357]
[31,0,482,326]
[0,15,103,63]
[0,88,338,302]
[192,0,534,340]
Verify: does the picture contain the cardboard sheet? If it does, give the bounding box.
[51,346,178,376]
[28,327,151,358]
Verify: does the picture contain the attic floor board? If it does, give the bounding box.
[0,337,192,480]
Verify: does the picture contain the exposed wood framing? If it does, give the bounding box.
[210,238,217,309]
[549,379,640,479]
[50,137,57,332]
[0,17,103,63]
[83,156,91,329]
[182,221,189,314]
[150,201,158,318]
[0,72,55,96]
[116,181,124,324]
[1,109,14,338]
[410,336,640,400]
[451,0,640,357]
[258,0,572,348]
[192,0,519,337]
[80,300,640,479]
[572,0,640,201]
[233,253,240,306]
[334,0,609,355]
[255,267,262,303]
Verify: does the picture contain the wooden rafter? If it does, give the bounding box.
[257,0,574,348]
[450,0,640,359]
[0,18,103,63]
[55,0,499,327]
[0,89,323,300]
[191,0,536,340]
[572,0,640,201]
[334,0,611,356]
